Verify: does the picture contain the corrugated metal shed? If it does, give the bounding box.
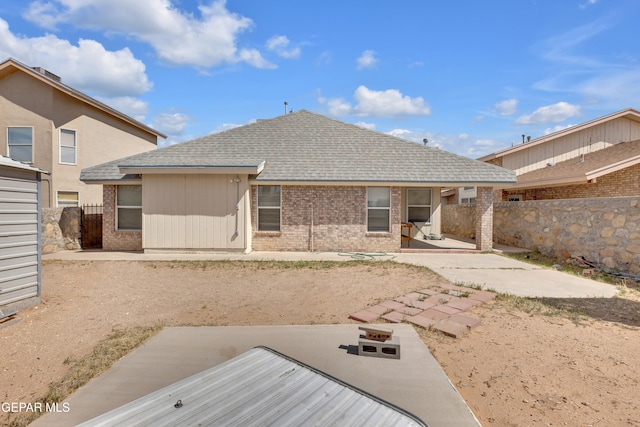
[0,155,44,318]
[78,346,428,427]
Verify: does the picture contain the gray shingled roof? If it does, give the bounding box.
[81,110,516,184]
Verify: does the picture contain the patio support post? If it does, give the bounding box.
[475,186,493,251]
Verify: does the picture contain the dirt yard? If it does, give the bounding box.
[1,260,639,426]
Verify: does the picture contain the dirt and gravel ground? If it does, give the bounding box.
[1,260,639,426]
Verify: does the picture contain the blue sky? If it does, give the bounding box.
[1,0,638,157]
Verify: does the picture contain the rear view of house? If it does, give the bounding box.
[82,110,516,253]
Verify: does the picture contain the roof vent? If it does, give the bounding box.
[31,66,62,83]
[547,162,555,167]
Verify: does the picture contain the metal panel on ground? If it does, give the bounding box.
[78,346,428,427]
[0,159,42,318]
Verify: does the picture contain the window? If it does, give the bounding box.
[367,187,390,232]
[507,194,522,202]
[57,191,79,208]
[257,185,281,231]
[406,188,432,223]
[116,185,142,231]
[60,129,77,164]
[7,127,33,163]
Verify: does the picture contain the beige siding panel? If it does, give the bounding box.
[504,117,640,175]
[143,174,246,250]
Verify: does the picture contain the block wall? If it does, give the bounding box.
[251,185,401,253]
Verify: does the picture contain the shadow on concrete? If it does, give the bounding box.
[536,296,640,327]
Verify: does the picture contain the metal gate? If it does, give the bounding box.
[81,204,103,249]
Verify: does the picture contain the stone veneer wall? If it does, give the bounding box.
[251,185,401,253]
[443,197,640,274]
[102,185,142,251]
[41,207,81,253]
[442,204,476,239]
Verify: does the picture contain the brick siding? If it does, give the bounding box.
[502,163,640,201]
[251,185,401,252]
[475,186,493,251]
[102,185,142,251]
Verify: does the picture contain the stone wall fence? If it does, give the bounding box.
[443,196,640,275]
[41,207,82,253]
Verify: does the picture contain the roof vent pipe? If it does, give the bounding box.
[527,136,531,142]
[522,134,525,144]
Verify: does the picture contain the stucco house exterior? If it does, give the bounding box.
[0,58,165,208]
[478,108,640,201]
[81,110,516,253]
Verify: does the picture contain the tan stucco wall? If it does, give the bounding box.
[0,69,158,207]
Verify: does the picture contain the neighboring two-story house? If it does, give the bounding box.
[471,108,640,201]
[0,58,165,208]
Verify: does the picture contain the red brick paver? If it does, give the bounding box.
[349,285,495,338]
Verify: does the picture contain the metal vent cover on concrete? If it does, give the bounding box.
[78,346,427,427]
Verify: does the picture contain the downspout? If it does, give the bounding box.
[231,175,241,237]
[309,203,314,252]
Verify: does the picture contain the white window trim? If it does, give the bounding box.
[257,185,281,232]
[116,185,142,232]
[367,187,391,233]
[56,191,79,208]
[59,128,77,165]
[7,126,34,164]
[406,187,432,224]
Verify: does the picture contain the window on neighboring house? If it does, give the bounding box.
[508,194,522,202]
[7,127,33,163]
[257,185,281,231]
[367,187,390,232]
[116,185,142,231]
[57,191,79,208]
[407,188,432,223]
[461,197,476,204]
[60,129,77,164]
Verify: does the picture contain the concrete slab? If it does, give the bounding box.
[32,325,480,427]
[396,253,618,298]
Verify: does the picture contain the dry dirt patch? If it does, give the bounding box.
[1,260,640,427]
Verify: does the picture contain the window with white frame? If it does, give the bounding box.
[367,187,390,232]
[60,129,77,164]
[57,191,79,208]
[257,185,281,231]
[116,185,142,231]
[406,188,432,223]
[7,127,33,163]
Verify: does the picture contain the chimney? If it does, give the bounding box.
[32,66,62,83]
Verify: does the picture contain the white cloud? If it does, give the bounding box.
[356,50,378,69]
[354,121,376,130]
[266,35,300,59]
[515,102,581,125]
[152,112,192,136]
[544,124,574,135]
[387,128,411,137]
[495,99,518,116]
[24,0,275,69]
[315,50,332,66]
[579,0,598,9]
[0,18,151,97]
[319,86,431,118]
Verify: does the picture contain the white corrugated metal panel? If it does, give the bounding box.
[78,346,428,427]
[0,168,40,313]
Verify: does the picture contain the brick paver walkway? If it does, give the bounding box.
[350,283,495,338]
